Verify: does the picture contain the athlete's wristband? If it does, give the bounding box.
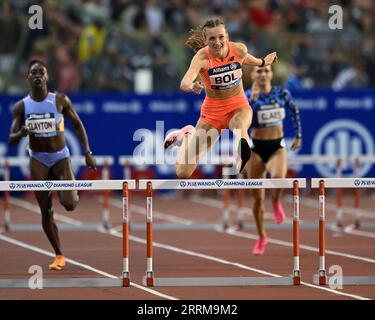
[259,58,265,67]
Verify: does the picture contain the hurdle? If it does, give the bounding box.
[288,155,344,228]
[120,154,248,231]
[351,156,375,229]
[0,179,134,288]
[0,156,114,232]
[138,178,306,287]
[221,154,343,230]
[311,178,375,286]
[221,157,247,230]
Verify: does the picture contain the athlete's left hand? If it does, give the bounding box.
[291,137,301,151]
[264,52,278,66]
[85,153,97,171]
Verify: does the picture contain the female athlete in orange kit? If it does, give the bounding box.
[164,18,278,178]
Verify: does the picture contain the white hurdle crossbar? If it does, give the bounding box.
[1,156,115,231]
[351,156,375,228]
[0,179,135,288]
[311,178,375,286]
[138,178,306,287]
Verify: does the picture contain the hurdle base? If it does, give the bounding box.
[145,272,154,287]
[122,272,130,287]
[0,278,122,288]
[293,270,301,285]
[313,274,375,286]
[142,276,295,287]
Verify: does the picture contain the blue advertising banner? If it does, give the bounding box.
[1,89,374,180]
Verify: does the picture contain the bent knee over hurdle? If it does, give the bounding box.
[59,191,79,211]
[176,164,197,179]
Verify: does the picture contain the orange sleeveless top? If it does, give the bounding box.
[199,42,244,91]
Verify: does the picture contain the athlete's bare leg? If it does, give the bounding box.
[30,158,63,255]
[176,119,220,179]
[247,152,267,238]
[51,158,79,211]
[228,107,253,173]
[266,147,288,203]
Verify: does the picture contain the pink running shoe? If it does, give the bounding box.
[273,202,286,224]
[252,236,268,255]
[164,125,195,150]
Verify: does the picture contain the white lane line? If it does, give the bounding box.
[10,197,82,225]
[125,197,375,264]
[125,204,373,299]
[194,194,375,240]
[190,194,287,222]
[106,229,369,300]
[0,234,177,300]
[344,224,375,238]
[225,228,375,264]
[286,196,375,220]
[109,198,194,225]
[8,198,177,300]
[10,197,371,300]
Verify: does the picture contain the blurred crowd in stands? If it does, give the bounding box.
[0,0,374,94]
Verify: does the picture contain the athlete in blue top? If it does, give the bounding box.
[8,60,96,270]
[245,65,302,255]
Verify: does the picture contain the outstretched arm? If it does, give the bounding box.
[243,51,278,67]
[283,89,302,151]
[180,50,206,94]
[59,93,96,170]
[8,101,29,146]
[234,42,277,67]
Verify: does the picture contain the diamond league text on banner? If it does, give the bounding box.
[178,180,264,188]
[1,89,374,180]
[8,181,93,191]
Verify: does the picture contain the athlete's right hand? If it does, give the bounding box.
[19,126,29,137]
[191,81,204,94]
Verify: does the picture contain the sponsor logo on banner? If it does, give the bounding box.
[293,97,327,110]
[7,181,93,190]
[335,96,373,110]
[353,179,375,187]
[312,119,374,177]
[215,180,224,187]
[178,180,263,188]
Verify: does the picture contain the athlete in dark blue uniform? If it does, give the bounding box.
[245,65,302,255]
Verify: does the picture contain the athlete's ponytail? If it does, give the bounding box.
[185,18,226,53]
[185,25,205,53]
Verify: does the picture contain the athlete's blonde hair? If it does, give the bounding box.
[185,18,226,52]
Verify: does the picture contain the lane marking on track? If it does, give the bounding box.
[192,194,375,239]
[7,198,177,300]
[109,197,375,264]
[285,196,375,220]
[0,234,177,300]
[190,194,289,222]
[9,197,371,300]
[343,224,375,238]
[109,199,373,300]
[107,229,370,300]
